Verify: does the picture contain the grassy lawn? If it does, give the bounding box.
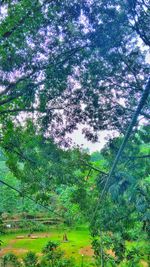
[0,227,148,266]
[0,233,17,247]
[0,226,94,265]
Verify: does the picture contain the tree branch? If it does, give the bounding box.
[0,106,64,115]
[0,92,24,106]
[128,155,150,160]
[81,159,108,175]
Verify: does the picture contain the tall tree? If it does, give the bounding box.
[0,0,149,142]
[1,120,89,201]
[88,125,150,265]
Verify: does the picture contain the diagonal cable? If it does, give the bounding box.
[0,178,64,220]
[91,76,150,224]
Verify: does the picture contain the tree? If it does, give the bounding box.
[0,0,149,143]
[0,1,149,263]
[1,120,89,205]
[89,125,150,265]
[0,173,19,213]
[56,185,85,226]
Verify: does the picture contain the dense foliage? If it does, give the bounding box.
[0,0,149,266]
[82,126,150,266]
[0,0,149,142]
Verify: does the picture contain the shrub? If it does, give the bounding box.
[0,215,5,234]
[18,220,47,232]
[41,241,77,267]
[23,251,38,267]
[3,253,21,267]
[42,241,59,254]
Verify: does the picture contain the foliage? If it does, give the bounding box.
[56,185,85,226]
[42,241,59,254]
[40,240,76,267]
[0,1,149,264]
[92,233,148,266]
[18,220,47,233]
[0,213,5,234]
[2,253,21,267]
[0,0,149,142]
[0,149,43,214]
[1,121,89,198]
[2,242,77,267]
[23,251,38,267]
[0,239,3,249]
[88,126,150,265]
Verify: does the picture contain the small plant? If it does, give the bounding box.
[41,241,76,267]
[3,253,21,267]
[23,251,38,267]
[0,239,3,249]
[0,214,5,234]
[42,240,59,253]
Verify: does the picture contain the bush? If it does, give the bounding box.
[42,241,59,253]
[29,222,47,232]
[3,253,21,267]
[1,241,77,267]
[23,251,38,267]
[0,214,5,234]
[41,241,77,267]
[18,220,47,232]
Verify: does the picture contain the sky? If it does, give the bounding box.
[70,125,116,152]
[71,129,107,152]
[71,50,150,153]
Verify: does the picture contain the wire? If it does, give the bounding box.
[91,76,150,224]
[0,179,64,220]
[81,159,108,175]
[100,77,150,199]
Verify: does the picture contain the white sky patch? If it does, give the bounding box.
[145,51,150,63]
[0,5,8,23]
[70,125,118,153]
[79,10,92,34]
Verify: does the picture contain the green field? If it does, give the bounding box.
[0,227,149,266]
[0,226,94,265]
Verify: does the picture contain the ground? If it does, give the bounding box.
[0,226,94,265]
[0,227,148,266]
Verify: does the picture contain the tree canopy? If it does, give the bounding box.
[77,126,150,265]
[0,0,149,142]
[0,1,149,265]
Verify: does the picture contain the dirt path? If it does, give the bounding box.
[0,238,28,257]
[140,260,149,267]
[0,233,51,257]
[79,246,94,256]
[79,246,148,267]
[79,246,116,258]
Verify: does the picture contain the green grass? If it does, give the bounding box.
[0,226,93,265]
[0,233,17,247]
[0,227,148,266]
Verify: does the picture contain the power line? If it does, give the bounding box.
[128,154,150,159]
[100,77,150,199]
[81,159,108,175]
[0,178,64,220]
[91,76,150,224]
